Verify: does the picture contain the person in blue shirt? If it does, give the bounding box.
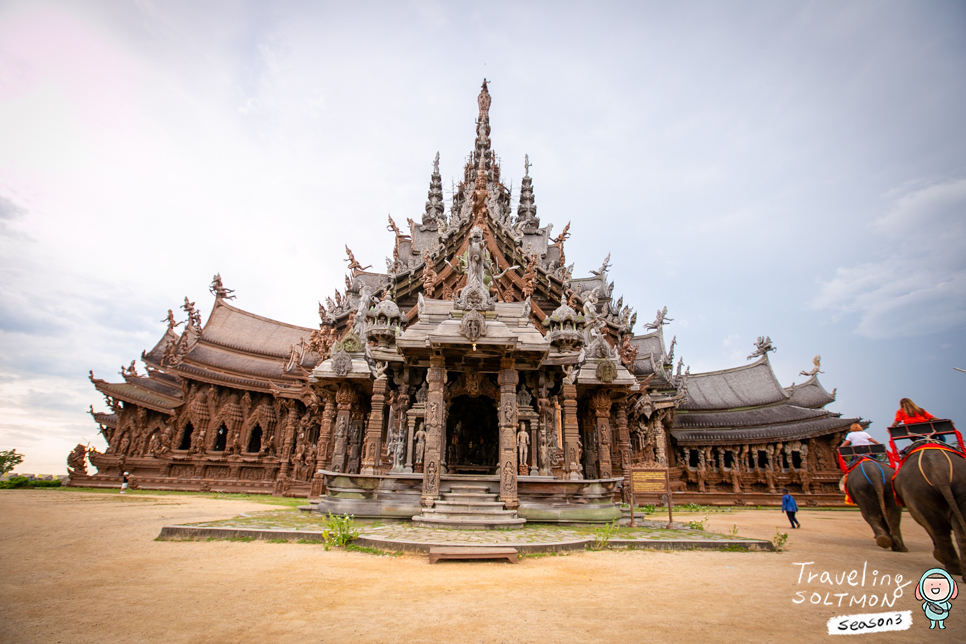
[781,488,801,529]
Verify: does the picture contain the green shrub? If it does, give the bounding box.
[0,477,60,489]
[687,515,708,531]
[590,519,619,550]
[321,513,358,550]
[773,529,789,552]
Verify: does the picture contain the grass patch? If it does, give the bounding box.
[344,544,402,557]
[267,538,290,543]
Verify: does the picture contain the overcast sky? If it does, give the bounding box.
[1,0,964,474]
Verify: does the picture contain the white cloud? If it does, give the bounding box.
[812,178,966,338]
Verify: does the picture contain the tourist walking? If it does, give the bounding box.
[120,471,129,494]
[781,488,801,529]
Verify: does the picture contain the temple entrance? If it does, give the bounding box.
[446,395,499,474]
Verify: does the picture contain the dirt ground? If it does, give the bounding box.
[0,490,961,643]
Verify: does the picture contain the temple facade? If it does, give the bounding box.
[70,81,863,521]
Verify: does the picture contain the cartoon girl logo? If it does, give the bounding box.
[916,568,959,630]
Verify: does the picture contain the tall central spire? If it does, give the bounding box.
[474,79,493,179]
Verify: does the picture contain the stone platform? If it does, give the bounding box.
[156,510,773,554]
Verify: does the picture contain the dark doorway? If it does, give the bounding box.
[446,395,499,473]
[178,422,194,450]
[247,424,262,453]
[213,424,228,451]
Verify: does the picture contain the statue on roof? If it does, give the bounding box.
[644,306,673,331]
[161,309,183,331]
[209,273,236,300]
[387,214,409,239]
[449,225,517,311]
[478,79,491,117]
[120,360,139,378]
[182,297,202,328]
[590,253,611,279]
[747,336,777,360]
[421,250,438,297]
[344,246,372,272]
[521,253,538,299]
[619,335,639,369]
[799,355,824,377]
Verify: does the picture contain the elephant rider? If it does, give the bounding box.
[840,423,881,464]
[894,398,945,443]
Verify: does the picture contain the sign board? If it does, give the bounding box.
[629,467,673,528]
[632,468,668,494]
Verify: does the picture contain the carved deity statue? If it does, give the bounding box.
[517,423,530,466]
[414,425,427,465]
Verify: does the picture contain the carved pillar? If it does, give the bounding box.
[420,356,446,508]
[315,392,336,467]
[395,377,411,471]
[329,384,354,473]
[404,415,416,473]
[591,389,613,479]
[276,401,299,480]
[361,377,388,475]
[615,397,632,503]
[497,358,519,510]
[562,382,581,480]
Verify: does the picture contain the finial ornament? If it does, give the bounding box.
[345,245,372,272]
[210,273,236,300]
[524,154,530,177]
[799,355,824,377]
[747,336,777,360]
[478,78,491,117]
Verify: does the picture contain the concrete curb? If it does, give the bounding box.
[156,525,773,553]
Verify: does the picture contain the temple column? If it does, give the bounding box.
[404,415,416,473]
[419,356,446,508]
[329,384,354,473]
[591,389,613,478]
[615,396,632,504]
[276,400,299,480]
[562,382,581,480]
[395,379,411,473]
[497,358,519,510]
[315,392,336,468]
[360,376,388,475]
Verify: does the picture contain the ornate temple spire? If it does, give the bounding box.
[423,152,445,226]
[516,154,537,226]
[473,79,492,178]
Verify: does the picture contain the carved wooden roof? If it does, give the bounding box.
[671,416,857,446]
[784,375,836,409]
[91,378,181,415]
[675,404,831,429]
[680,356,789,411]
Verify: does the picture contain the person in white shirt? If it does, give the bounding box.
[840,423,881,463]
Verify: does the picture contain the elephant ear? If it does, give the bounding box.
[915,586,923,600]
[952,581,959,600]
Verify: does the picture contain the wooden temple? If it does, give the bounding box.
[70,81,864,522]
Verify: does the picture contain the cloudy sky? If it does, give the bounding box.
[1,0,964,474]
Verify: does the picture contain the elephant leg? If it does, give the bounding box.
[886,504,907,552]
[908,498,962,575]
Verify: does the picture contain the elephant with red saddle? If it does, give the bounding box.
[845,458,906,551]
[893,442,966,579]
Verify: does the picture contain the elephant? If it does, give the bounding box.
[893,443,966,579]
[845,458,906,551]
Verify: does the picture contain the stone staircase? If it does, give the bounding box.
[412,483,526,530]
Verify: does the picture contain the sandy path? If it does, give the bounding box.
[0,490,960,643]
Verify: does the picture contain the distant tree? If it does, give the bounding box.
[0,449,24,476]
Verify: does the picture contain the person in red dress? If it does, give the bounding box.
[894,398,945,444]
[894,398,936,425]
